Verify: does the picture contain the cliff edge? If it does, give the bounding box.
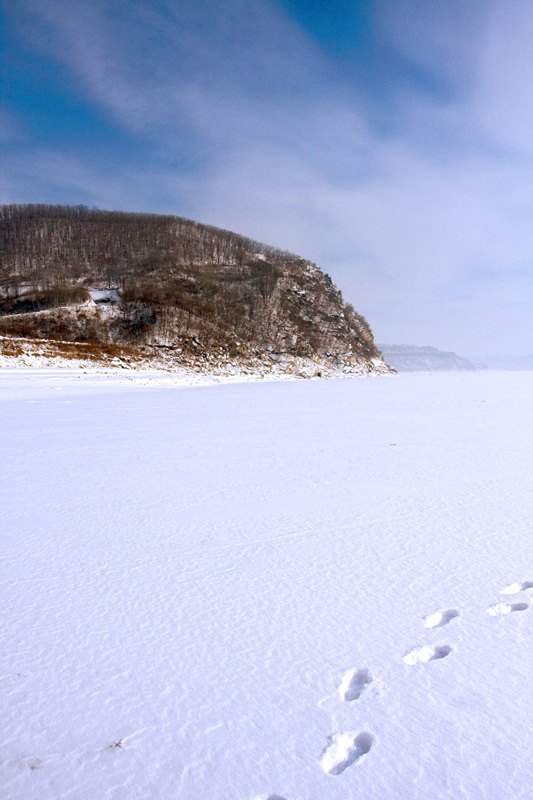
[0,205,393,378]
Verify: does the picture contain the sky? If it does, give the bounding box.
[2,0,533,356]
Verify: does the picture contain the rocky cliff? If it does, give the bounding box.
[0,205,393,377]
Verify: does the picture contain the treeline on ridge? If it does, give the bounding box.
[0,204,379,361]
[0,204,298,288]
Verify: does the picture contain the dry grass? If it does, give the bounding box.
[0,335,143,366]
[0,286,90,315]
[0,338,24,357]
[108,738,124,750]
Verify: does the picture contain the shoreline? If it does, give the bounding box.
[0,334,394,387]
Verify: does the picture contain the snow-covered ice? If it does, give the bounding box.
[1,369,532,799]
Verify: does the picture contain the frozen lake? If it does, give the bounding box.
[1,370,532,799]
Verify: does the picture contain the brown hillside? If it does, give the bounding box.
[0,204,392,376]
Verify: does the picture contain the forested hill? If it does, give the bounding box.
[0,204,392,377]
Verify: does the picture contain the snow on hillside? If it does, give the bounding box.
[1,370,532,799]
[0,336,393,380]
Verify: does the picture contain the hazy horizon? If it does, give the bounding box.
[2,0,533,356]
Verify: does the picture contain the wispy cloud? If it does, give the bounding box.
[3,0,533,354]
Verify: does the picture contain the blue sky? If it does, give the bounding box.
[2,0,532,356]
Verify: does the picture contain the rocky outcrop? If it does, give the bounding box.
[0,205,393,377]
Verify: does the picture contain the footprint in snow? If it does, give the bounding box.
[253,795,290,800]
[423,609,459,629]
[403,644,452,665]
[320,731,373,776]
[338,668,372,701]
[487,602,528,616]
[500,581,533,595]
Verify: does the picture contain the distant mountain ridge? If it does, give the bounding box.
[0,204,393,377]
[378,344,475,372]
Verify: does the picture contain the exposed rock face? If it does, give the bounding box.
[0,204,393,377]
[378,344,475,372]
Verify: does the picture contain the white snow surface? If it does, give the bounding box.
[1,369,532,799]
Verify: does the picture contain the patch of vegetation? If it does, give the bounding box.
[0,286,89,315]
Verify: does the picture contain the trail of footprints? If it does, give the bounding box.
[257,578,532,797]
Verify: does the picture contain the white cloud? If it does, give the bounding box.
[5,0,533,354]
[476,0,533,155]
[374,0,488,93]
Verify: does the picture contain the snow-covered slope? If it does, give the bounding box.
[378,344,475,372]
[1,371,532,799]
